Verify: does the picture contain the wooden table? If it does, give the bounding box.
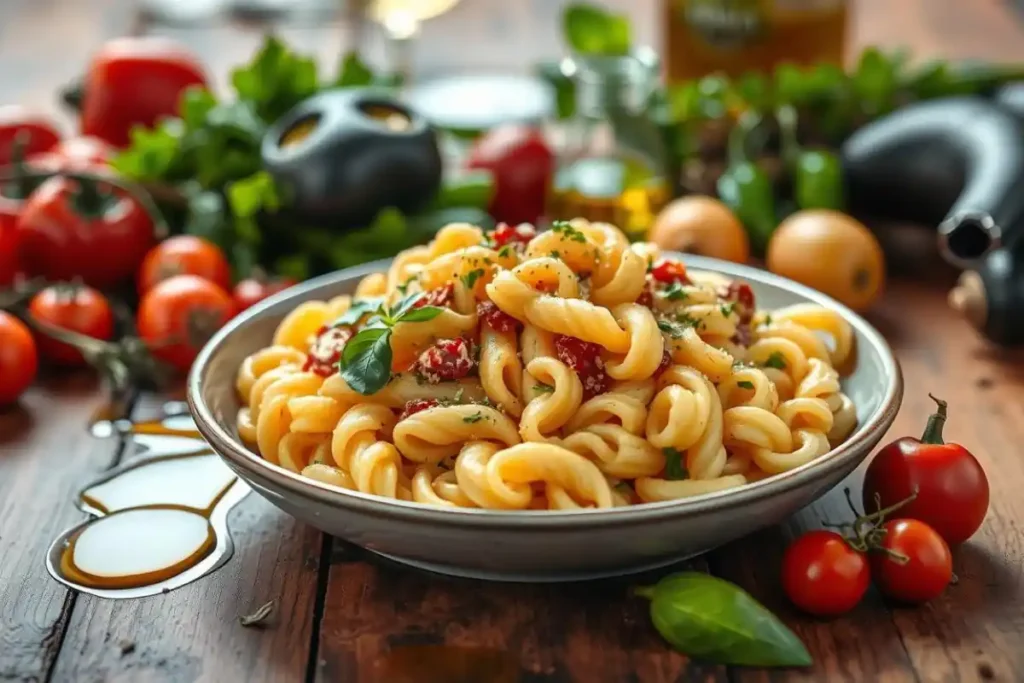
[3,1,1024,681]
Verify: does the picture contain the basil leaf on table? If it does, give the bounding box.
[636,572,811,668]
[339,327,393,395]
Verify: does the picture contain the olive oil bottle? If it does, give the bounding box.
[547,52,670,240]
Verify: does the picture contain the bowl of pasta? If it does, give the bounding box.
[187,219,902,581]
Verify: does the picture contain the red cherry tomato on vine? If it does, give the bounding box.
[0,105,61,166]
[27,136,114,173]
[871,519,953,604]
[466,124,553,226]
[0,213,20,286]
[80,36,207,147]
[137,235,232,294]
[137,274,235,373]
[16,175,155,288]
[781,530,870,617]
[232,276,298,311]
[863,395,989,545]
[0,311,38,405]
[28,285,115,366]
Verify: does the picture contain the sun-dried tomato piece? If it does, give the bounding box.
[490,222,537,247]
[719,281,756,324]
[650,259,690,285]
[653,349,672,378]
[553,333,608,399]
[398,398,440,420]
[416,337,475,383]
[303,325,353,377]
[477,300,520,334]
[414,283,455,309]
[636,275,655,307]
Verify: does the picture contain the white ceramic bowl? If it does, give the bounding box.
[187,255,902,581]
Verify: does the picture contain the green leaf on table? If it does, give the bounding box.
[336,51,375,87]
[563,3,631,56]
[339,327,393,395]
[636,572,812,667]
[332,297,386,327]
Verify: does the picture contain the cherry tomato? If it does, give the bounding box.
[138,235,232,294]
[137,274,235,373]
[0,311,38,404]
[80,36,207,147]
[0,105,61,166]
[28,285,115,366]
[16,175,155,288]
[0,211,20,286]
[466,124,554,226]
[863,396,989,545]
[232,276,297,311]
[781,530,870,617]
[27,136,114,173]
[871,519,953,604]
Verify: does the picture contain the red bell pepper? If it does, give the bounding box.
[79,36,208,147]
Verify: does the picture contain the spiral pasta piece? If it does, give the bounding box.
[519,357,583,442]
[479,327,524,417]
[561,424,665,478]
[605,304,664,381]
[564,392,648,435]
[648,366,728,480]
[331,404,410,499]
[393,404,520,463]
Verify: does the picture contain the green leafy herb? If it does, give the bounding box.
[737,380,755,390]
[720,302,736,318]
[764,314,773,326]
[534,383,555,394]
[332,297,386,327]
[549,250,561,259]
[551,220,588,243]
[462,268,486,290]
[662,448,688,480]
[664,282,688,302]
[635,572,812,667]
[230,35,319,123]
[498,245,513,259]
[463,411,485,424]
[562,2,631,57]
[336,51,374,87]
[764,352,787,370]
[338,292,445,394]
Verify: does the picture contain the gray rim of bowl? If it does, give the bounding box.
[187,254,903,531]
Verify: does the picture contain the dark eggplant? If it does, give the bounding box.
[949,242,1024,346]
[262,88,442,229]
[840,97,1024,270]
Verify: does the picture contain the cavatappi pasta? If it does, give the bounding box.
[234,219,859,510]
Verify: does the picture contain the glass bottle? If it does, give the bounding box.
[547,50,671,241]
[663,0,848,83]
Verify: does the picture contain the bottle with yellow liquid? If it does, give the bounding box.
[664,0,848,82]
[547,51,671,240]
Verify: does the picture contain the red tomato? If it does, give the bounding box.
[871,519,953,604]
[0,105,61,166]
[80,36,208,147]
[27,136,114,173]
[466,125,554,226]
[0,311,38,404]
[781,530,870,617]
[138,235,232,294]
[137,275,235,373]
[862,397,989,545]
[28,286,115,366]
[16,175,155,288]
[232,276,297,311]
[0,212,19,286]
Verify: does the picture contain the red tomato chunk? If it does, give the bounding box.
[650,259,690,285]
[304,325,353,377]
[399,398,440,420]
[417,337,475,383]
[477,300,520,334]
[553,334,609,399]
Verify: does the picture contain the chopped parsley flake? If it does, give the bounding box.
[498,245,513,259]
[549,250,561,259]
[453,388,465,403]
[664,282,688,301]
[720,302,736,317]
[662,448,689,480]
[463,411,485,424]
[534,383,555,394]
[551,220,587,243]
[764,314,773,326]
[461,268,485,290]
[764,351,787,369]
[737,380,754,389]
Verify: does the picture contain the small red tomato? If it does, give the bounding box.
[138,235,232,294]
[16,175,155,288]
[781,530,870,617]
[650,259,690,284]
[232,276,298,312]
[28,285,115,366]
[137,274,235,373]
[0,105,61,165]
[871,519,953,604]
[466,125,554,226]
[27,136,114,172]
[0,311,38,404]
[0,211,20,286]
[863,395,989,544]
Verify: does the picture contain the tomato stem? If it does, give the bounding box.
[920,394,948,444]
[825,487,919,554]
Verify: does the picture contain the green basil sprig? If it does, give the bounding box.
[636,572,811,668]
[338,292,444,395]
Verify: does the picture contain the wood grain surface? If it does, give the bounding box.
[2,1,1024,682]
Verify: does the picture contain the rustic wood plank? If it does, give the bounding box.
[0,372,134,682]
[316,547,725,683]
[47,394,324,683]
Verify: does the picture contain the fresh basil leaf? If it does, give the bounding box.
[339,327,393,395]
[637,572,811,667]
[228,170,281,219]
[111,120,185,181]
[336,51,375,87]
[333,297,386,327]
[391,290,426,320]
[230,35,319,123]
[399,305,444,323]
[662,447,688,480]
[180,86,217,131]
